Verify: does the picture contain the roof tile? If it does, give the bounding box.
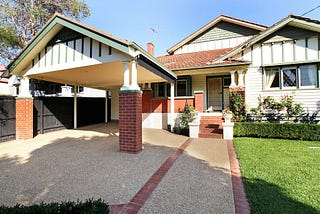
[157,48,234,69]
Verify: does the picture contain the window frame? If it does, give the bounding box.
[264,63,320,90]
[282,66,297,89]
[298,64,317,88]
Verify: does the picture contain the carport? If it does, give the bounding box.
[5,13,176,153]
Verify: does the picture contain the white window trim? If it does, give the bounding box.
[298,65,317,89]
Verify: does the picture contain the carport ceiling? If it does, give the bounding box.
[28,61,167,90]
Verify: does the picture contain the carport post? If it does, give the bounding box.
[119,61,142,153]
[105,90,108,123]
[170,83,175,131]
[74,85,77,129]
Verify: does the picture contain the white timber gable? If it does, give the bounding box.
[230,20,320,112]
[25,33,129,77]
[168,15,266,55]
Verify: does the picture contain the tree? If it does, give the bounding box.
[0,0,90,64]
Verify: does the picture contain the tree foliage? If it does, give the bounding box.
[0,0,90,64]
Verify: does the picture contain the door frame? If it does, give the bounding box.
[206,75,231,110]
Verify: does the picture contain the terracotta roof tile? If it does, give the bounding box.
[157,48,235,70]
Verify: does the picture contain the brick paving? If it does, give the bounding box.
[226,140,250,214]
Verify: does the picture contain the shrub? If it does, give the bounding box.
[234,122,320,141]
[249,95,304,123]
[173,104,197,136]
[229,91,246,121]
[0,198,109,214]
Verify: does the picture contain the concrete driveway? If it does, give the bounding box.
[0,122,235,213]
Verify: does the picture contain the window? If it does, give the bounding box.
[151,76,191,98]
[152,82,167,98]
[265,68,280,88]
[282,68,297,87]
[299,65,317,87]
[264,64,320,90]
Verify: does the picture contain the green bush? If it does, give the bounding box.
[0,198,109,214]
[229,91,246,121]
[234,122,320,141]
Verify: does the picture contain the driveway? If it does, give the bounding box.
[0,122,235,213]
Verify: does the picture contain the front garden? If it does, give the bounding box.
[234,137,320,213]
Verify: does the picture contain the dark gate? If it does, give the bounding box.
[0,97,16,142]
[33,97,106,135]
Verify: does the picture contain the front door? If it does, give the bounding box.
[208,77,222,110]
[207,77,230,110]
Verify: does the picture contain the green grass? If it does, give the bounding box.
[233,137,320,214]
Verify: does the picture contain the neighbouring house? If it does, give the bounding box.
[157,14,320,113]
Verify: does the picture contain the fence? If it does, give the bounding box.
[1,96,107,142]
[0,97,16,142]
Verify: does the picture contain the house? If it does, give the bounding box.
[156,14,320,114]
[4,13,320,149]
[0,64,11,95]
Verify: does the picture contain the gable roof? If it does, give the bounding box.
[167,15,267,54]
[157,48,249,70]
[5,13,176,82]
[217,14,320,62]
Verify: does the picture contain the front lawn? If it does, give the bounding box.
[233,137,320,214]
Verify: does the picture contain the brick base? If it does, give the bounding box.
[16,97,33,140]
[119,91,142,153]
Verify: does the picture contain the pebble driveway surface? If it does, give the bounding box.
[0,122,235,213]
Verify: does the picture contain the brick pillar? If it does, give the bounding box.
[194,91,204,112]
[142,90,153,113]
[16,97,33,140]
[119,90,142,153]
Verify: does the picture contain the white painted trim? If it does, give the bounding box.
[74,85,77,129]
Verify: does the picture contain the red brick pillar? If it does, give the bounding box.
[119,90,142,153]
[16,98,33,140]
[194,91,204,112]
[142,90,152,113]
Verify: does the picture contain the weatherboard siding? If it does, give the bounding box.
[25,37,128,76]
[191,21,259,44]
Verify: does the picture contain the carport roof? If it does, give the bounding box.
[4,13,176,84]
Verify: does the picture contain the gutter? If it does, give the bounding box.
[171,61,251,71]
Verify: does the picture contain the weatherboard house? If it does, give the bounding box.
[5,13,320,152]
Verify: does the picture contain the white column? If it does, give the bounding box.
[74,85,77,129]
[130,60,140,90]
[170,83,175,131]
[105,90,109,123]
[230,71,236,88]
[120,61,130,91]
[238,70,245,87]
[19,76,32,97]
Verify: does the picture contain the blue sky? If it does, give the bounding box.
[83,0,320,56]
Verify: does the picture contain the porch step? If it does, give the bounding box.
[199,115,223,139]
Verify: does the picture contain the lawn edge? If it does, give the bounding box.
[226,139,250,214]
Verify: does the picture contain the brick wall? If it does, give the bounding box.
[194,92,204,112]
[119,91,142,153]
[142,91,195,113]
[16,98,33,140]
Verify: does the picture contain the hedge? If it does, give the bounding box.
[0,198,109,214]
[234,122,320,141]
